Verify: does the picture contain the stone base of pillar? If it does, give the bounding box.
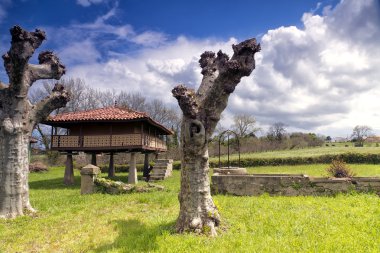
[128,152,137,184]
[80,164,100,194]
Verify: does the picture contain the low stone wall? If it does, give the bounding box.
[211,174,380,196]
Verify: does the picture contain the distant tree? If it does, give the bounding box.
[232,114,260,138]
[117,92,147,112]
[29,78,88,150]
[351,125,373,147]
[325,136,332,142]
[267,122,287,141]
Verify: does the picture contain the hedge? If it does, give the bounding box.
[93,153,380,172]
[209,153,380,167]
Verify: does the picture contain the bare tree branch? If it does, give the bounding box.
[31,83,71,127]
[2,26,45,92]
[201,39,260,135]
[29,51,66,82]
[172,84,198,119]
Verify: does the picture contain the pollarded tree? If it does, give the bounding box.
[172,39,260,236]
[0,26,70,218]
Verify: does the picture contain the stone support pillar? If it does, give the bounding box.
[128,152,137,184]
[108,152,115,177]
[80,164,100,194]
[91,153,97,166]
[64,151,74,185]
[143,153,149,172]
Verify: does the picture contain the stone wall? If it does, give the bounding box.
[211,174,380,196]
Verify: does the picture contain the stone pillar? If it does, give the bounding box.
[64,151,74,185]
[128,152,137,184]
[80,164,100,194]
[143,153,149,172]
[91,153,97,166]
[108,152,115,178]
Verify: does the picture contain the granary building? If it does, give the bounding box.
[42,106,172,184]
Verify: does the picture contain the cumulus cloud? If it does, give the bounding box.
[229,0,380,136]
[68,37,237,104]
[60,0,379,136]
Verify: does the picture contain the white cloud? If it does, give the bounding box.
[229,0,380,136]
[130,31,168,47]
[60,0,380,137]
[67,37,237,104]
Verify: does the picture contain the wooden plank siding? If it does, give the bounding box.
[50,134,167,152]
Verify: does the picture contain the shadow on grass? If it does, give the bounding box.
[94,219,175,252]
[29,176,81,190]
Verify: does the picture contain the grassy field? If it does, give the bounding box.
[212,145,380,162]
[248,164,380,177]
[1,166,380,252]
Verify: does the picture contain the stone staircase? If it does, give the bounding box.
[150,159,173,181]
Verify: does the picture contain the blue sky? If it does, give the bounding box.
[1,0,379,137]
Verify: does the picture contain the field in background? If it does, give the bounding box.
[212,145,380,161]
[247,164,380,177]
[1,166,380,252]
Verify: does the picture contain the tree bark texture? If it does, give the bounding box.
[172,39,260,235]
[0,26,70,218]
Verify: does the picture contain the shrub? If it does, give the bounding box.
[326,159,356,178]
[29,162,48,173]
[46,151,61,166]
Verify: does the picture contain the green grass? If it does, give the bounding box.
[212,145,380,162]
[1,166,380,252]
[247,164,380,177]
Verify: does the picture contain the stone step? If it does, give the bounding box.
[155,159,173,163]
[150,159,174,180]
[153,166,169,169]
[150,176,165,181]
[152,173,166,177]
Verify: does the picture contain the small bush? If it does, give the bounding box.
[29,162,48,173]
[46,151,61,166]
[326,159,355,178]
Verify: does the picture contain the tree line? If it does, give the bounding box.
[29,80,328,155]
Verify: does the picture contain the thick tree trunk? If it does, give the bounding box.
[0,26,69,218]
[172,38,260,235]
[175,118,219,236]
[0,128,34,218]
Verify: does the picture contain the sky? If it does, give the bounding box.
[1,0,379,138]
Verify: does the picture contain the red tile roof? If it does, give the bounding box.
[43,106,173,135]
[46,106,148,122]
